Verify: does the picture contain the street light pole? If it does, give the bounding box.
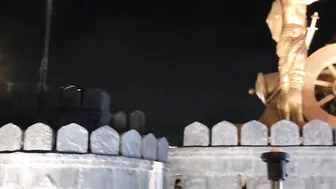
[37,0,53,111]
[39,0,53,94]
[261,149,290,189]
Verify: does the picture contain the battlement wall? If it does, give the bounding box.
[168,119,336,189]
[0,123,169,189]
[182,119,333,146]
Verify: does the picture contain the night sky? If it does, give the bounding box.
[0,0,336,144]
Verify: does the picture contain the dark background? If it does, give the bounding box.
[0,0,335,145]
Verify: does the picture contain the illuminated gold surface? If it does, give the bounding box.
[270,148,281,152]
[306,12,319,48]
[250,0,320,127]
[302,44,336,128]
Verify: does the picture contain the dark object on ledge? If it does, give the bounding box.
[0,84,111,131]
[261,150,290,189]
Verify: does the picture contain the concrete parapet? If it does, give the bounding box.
[0,123,169,163]
[183,119,334,146]
[169,147,336,189]
[0,152,168,189]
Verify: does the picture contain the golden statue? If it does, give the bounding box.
[249,0,336,129]
[268,0,319,126]
[250,0,320,127]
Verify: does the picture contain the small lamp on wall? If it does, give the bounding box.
[261,148,290,189]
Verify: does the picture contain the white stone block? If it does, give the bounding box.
[90,126,120,155]
[157,137,169,163]
[303,119,333,145]
[211,121,238,146]
[241,120,268,146]
[271,120,300,146]
[57,123,88,153]
[142,133,157,161]
[120,129,141,158]
[0,123,23,151]
[184,122,209,146]
[24,123,54,151]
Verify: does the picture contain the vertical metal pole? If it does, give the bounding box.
[38,0,53,111]
[39,0,53,94]
[270,180,283,189]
